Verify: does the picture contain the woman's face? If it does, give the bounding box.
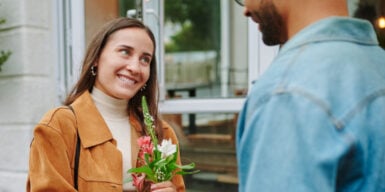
[94,27,154,100]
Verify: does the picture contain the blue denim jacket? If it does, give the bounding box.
[237,17,385,192]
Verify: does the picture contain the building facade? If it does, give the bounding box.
[0,0,56,191]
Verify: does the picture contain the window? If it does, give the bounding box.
[137,0,278,190]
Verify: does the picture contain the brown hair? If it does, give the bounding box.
[64,17,163,139]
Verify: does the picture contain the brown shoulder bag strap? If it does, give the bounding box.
[68,105,81,190]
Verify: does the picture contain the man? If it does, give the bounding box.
[236,0,385,191]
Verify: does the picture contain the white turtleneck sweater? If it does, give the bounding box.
[91,87,135,190]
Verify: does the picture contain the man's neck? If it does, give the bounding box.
[286,0,349,40]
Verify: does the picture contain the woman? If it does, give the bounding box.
[27,17,185,192]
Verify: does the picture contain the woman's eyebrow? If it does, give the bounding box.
[142,52,153,57]
[118,44,152,57]
[118,44,133,50]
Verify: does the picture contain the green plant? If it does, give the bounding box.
[0,17,11,72]
[0,50,11,71]
[164,0,220,52]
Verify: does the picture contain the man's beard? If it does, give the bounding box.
[254,2,286,46]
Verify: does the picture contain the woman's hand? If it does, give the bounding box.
[151,181,176,192]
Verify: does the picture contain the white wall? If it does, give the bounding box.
[0,0,57,191]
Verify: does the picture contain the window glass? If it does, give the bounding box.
[164,0,248,100]
[161,112,238,191]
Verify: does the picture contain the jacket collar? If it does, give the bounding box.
[71,91,146,167]
[71,91,115,148]
[280,17,379,55]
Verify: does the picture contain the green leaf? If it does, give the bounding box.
[154,158,168,168]
[164,154,177,165]
[176,169,200,175]
[144,153,151,165]
[0,50,11,71]
[176,162,196,170]
[128,166,157,182]
[128,166,152,174]
[167,162,179,171]
[153,149,162,161]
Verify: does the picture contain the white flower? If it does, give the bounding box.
[158,139,176,158]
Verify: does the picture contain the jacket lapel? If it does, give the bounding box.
[71,91,115,148]
[71,91,143,168]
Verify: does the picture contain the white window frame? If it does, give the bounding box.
[55,0,84,103]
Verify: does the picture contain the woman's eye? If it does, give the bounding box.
[140,57,151,65]
[120,49,129,55]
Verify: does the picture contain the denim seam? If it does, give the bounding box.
[273,45,345,129]
[341,88,385,125]
[271,87,345,130]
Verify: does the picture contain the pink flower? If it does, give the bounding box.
[137,136,152,147]
[132,173,146,191]
[137,136,154,159]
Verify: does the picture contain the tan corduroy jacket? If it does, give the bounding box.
[26,91,185,192]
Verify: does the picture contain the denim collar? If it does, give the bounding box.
[279,16,379,55]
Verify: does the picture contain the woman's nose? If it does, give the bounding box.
[125,58,141,74]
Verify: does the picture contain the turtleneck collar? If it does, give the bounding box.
[91,87,129,120]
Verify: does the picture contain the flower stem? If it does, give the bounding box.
[141,96,158,148]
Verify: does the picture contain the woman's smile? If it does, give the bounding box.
[117,74,137,86]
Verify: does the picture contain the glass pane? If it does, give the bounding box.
[161,112,239,191]
[164,0,248,100]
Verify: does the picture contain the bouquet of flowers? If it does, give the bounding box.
[127,96,198,191]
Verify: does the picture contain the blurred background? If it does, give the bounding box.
[0,0,383,191]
